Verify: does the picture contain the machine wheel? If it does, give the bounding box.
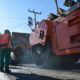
[32,38,53,67]
[32,44,49,66]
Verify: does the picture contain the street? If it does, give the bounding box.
[0,64,80,80]
[0,64,61,80]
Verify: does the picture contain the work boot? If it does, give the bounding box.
[0,69,4,72]
[5,69,11,73]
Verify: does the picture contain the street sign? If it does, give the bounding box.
[28,17,33,26]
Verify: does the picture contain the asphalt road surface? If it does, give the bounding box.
[0,64,80,80]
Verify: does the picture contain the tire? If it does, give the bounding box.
[32,44,48,66]
[32,38,53,67]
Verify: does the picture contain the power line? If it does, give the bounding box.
[0,22,27,29]
[28,9,41,28]
[10,22,27,29]
[0,16,27,20]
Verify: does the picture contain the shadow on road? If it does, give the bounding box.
[10,72,62,80]
[10,67,22,69]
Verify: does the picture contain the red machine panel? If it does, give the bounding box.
[55,8,80,55]
[29,20,48,46]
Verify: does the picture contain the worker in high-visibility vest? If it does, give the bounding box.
[64,0,76,7]
[0,33,2,68]
[77,0,80,2]
[0,30,12,73]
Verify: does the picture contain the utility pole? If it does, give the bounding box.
[28,9,41,28]
[54,0,59,15]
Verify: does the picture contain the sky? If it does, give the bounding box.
[0,0,69,34]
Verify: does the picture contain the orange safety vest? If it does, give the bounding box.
[0,33,11,48]
[0,34,2,42]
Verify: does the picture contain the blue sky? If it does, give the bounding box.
[0,0,68,33]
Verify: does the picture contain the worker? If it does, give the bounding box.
[0,30,12,73]
[77,0,80,2]
[47,13,58,21]
[0,33,2,69]
[64,0,76,7]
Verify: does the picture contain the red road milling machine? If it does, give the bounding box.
[29,0,80,69]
